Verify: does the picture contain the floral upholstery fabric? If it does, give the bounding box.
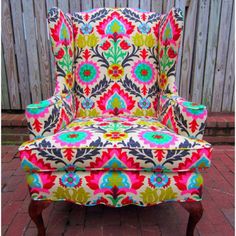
[19,116,211,173]
[26,171,203,207]
[19,7,212,207]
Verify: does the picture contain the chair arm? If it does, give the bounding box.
[25,93,76,140]
[158,94,207,140]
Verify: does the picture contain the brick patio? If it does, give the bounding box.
[2,145,235,236]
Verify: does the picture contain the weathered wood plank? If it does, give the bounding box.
[58,0,69,12]
[191,0,210,103]
[222,5,235,111]
[70,0,81,12]
[1,0,21,109]
[1,46,10,109]
[202,0,222,108]
[116,0,128,8]
[46,0,57,92]
[35,0,53,99]
[22,0,42,102]
[163,0,175,13]
[105,0,115,7]
[212,0,233,111]
[128,0,139,8]
[175,0,186,90]
[10,0,31,108]
[93,0,104,8]
[231,90,235,111]
[179,0,198,100]
[151,0,162,13]
[81,0,92,11]
[140,0,151,11]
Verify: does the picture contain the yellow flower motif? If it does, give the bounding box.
[132,33,144,47]
[107,64,124,80]
[159,72,168,90]
[77,35,86,48]
[53,186,90,204]
[145,34,155,47]
[141,187,177,205]
[65,72,73,89]
[103,131,128,142]
[87,33,99,47]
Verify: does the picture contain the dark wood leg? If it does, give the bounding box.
[29,199,51,236]
[180,201,203,236]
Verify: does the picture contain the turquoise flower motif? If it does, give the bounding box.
[138,98,151,109]
[132,61,155,85]
[139,131,175,148]
[188,174,203,190]
[82,98,94,110]
[81,23,93,35]
[77,61,100,86]
[138,23,151,34]
[150,173,169,188]
[61,172,80,187]
[182,101,207,119]
[54,131,91,147]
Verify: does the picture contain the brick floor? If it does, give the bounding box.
[1,145,235,236]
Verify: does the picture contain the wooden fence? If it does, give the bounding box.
[1,0,235,112]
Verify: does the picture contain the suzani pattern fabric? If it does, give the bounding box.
[19,116,212,173]
[26,171,203,207]
[19,7,212,208]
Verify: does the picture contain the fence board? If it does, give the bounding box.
[191,0,210,103]
[81,0,92,11]
[202,0,222,108]
[35,0,53,99]
[58,0,69,12]
[22,0,42,102]
[1,0,21,109]
[151,0,162,13]
[1,46,10,109]
[128,0,139,8]
[140,0,151,11]
[179,0,198,100]
[222,5,235,111]
[105,0,115,7]
[117,0,128,8]
[10,0,31,107]
[93,0,103,8]
[212,0,233,111]
[69,0,81,12]
[231,90,235,111]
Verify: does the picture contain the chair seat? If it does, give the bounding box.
[19,116,212,173]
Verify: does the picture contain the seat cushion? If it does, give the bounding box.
[19,116,212,173]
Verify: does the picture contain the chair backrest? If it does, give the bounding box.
[48,7,183,118]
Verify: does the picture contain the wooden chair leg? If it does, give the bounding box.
[29,199,51,236]
[180,201,203,236]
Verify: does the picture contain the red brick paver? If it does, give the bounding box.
[1,145,235,236]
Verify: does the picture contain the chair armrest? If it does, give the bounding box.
[26,93,76,140]
[158,94,207,140]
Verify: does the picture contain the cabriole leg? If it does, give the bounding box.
[29,199,51,236]
[180,201,203,236]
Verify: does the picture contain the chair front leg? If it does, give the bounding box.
[29,199,51,236]
[180,201,203,236]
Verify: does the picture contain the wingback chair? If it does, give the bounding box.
[19,7,212,236]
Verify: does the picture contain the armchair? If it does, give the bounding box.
[19,7,212,236]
